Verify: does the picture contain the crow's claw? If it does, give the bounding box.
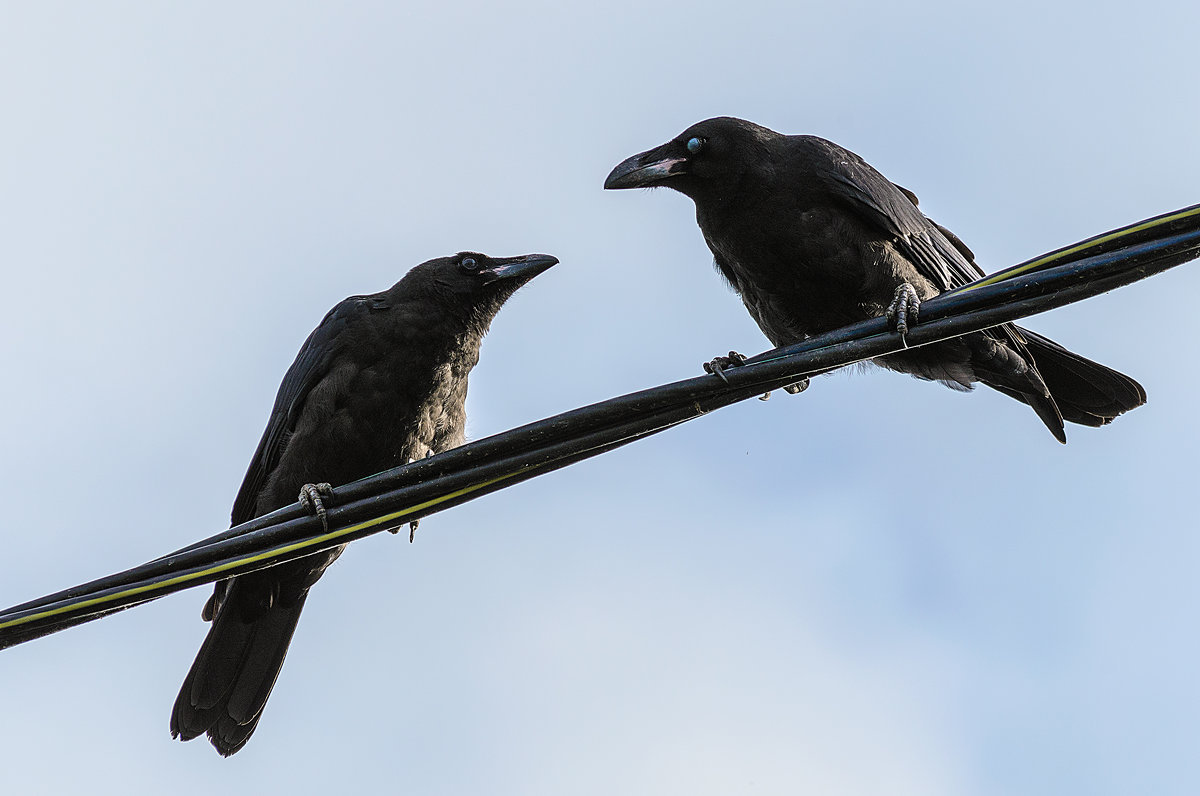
[886,283,921,347]
[759,376,810,401]
[703,350,749,383]
[298,482,335,532]
[409,519,419,543]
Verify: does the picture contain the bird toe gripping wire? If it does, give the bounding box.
[703,350,749,384]
[298,483,335,532]
[758,376,808,401]
[886,283,922,347]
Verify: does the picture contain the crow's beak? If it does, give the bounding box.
[478,253,559,284]
[604,146,687,189]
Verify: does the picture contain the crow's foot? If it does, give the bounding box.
[298,482,335,532]
[886,283,921,347]
[758,377,810,401]
[703,351,748,384]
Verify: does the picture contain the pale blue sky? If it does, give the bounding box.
[1,2,1198,794]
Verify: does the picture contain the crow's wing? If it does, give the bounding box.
[803,135,985,291]
[230,294,386,525]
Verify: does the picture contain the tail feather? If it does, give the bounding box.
[881,323,1144,442]
[1017,328,1147,425]
[984,381,1068,440]
[1016,386,1067,443]
[962,330,1068,443]
[224,601,305,724]
[171,590,308,756]
[980,327,1145,439]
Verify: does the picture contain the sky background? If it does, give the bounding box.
[1,2,1198,794]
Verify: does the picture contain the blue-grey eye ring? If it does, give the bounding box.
[687,137,704,154]
[461,257,477,270]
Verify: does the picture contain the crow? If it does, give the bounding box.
[171,251,557,755]
[605,116,1145,442]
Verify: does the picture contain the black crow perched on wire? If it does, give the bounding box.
[605,116,1145,442]
[170,251,557,755]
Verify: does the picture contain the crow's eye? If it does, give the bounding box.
[460,257,478,271]
[686,137,705,155]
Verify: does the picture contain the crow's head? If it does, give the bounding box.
[604,116,779,200]
[403,251,558,329]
